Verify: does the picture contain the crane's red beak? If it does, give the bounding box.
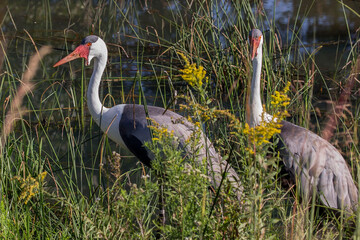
[53,45,90,67]
[250,36,261,61]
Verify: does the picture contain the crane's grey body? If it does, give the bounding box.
[247,29,358,213]
[278,121,358,211]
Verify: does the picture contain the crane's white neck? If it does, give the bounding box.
[246,44,264,128]
[87,40,109,125]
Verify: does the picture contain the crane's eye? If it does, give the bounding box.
[87,42,92,47]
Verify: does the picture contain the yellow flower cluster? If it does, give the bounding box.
[147,118,175,142]
[185,121,202,145]
[178,52,208,88]
[270,82,291,107]
[243,112,282,154]
[13,172,47,204]
[243,82,291,154]
[178,95,232,124]
[180,104,216,123]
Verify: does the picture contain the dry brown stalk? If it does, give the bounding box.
[0,33,6,74]
[321,55,360,141]
[0,46,52,152]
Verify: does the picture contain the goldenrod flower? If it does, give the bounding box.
[178,95,230,124]
[270,82,291,107]
[148,118,175,142]
[13,171,47,204]
[243,82,291,154]
[178,52,208,89]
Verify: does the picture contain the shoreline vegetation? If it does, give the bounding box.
[0,0,360,239]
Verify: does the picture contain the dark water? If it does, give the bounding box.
[2,0,359,76]
[1,0,359,193]
[2,0,360,66]
[264,0,360,70]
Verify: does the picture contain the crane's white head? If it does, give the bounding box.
[53,35,106,67]
[249,29,263,61]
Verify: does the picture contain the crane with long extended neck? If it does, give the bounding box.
[53,35,242,200]
[247,29,358,213]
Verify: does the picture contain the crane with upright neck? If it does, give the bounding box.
[247,29,358,213]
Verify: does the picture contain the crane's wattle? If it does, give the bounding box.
[250,36,261,60]
[53,44,90,67]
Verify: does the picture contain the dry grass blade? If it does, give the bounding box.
[0,45,52,152]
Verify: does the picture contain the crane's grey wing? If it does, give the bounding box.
[277,120,358,212]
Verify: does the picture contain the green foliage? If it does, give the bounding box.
[145,119,246,239]
[0,200,13,238]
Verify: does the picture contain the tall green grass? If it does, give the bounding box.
[0,0,359,238]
